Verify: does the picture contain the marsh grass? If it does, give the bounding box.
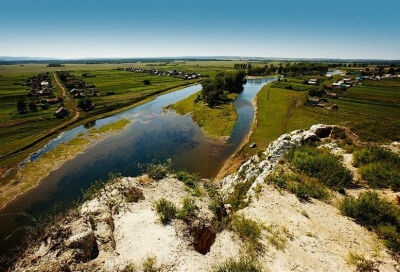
[88,119,130,134]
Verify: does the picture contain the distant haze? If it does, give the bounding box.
[1,0,399,59]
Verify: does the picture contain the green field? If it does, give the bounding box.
[245,78,400,156]
[167,92,238,138]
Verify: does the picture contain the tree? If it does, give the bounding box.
[28,101,38,112]
[143,79,151,85]
[198,71,246,107]
[40,103,50,110]
[17,100,28,114]
[78,98,94,111]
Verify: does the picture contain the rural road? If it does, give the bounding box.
[51,72,80,121]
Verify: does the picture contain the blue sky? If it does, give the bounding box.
[0,0,399,59]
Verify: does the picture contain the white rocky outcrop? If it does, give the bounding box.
[11,124,400,272]
[221,124,334,199]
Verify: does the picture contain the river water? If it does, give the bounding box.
[0,77,276,252]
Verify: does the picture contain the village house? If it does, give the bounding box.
[326,91,338,98]
[45,98,62,104]
[54,107,69,118]
[308,78,319,85]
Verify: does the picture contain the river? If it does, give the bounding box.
[0,77,276,252]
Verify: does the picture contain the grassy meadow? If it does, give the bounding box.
[167,92,238,138]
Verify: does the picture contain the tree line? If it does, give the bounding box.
[235,63,329,76]
[197,71,246,107]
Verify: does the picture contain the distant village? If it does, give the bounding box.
[115,67,206,80]
[306,71,400,110]
[20,72,67,118]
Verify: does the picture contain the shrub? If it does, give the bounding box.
[353,146,400,167]
[78,98,94,111]
[142,256,157,272]
[153,198,177,224]
[340,192,400,251]
[146,161,170,180]
[290,178,330,201]
[359,162,400,191]
[177,197,197,219]
[28,101,38,112]
[122,263,137,272]
[215,257,263,272]
[17,100,28,114]
[347,253,379,272]
[176,171,202,196]
[143,79,151,85]
[231,214,264,253]
[286,146,353,190]
[353,146,400,191]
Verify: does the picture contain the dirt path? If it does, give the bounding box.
[51,72,80,120]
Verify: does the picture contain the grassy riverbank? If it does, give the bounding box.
[0,118,131,209]
[167,92,238,138]
[245,78,400,157]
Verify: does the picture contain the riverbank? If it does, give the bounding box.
[215,91,260,180]
[0,119,132,209]
[215,79,278,180]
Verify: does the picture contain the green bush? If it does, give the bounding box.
[290,178,330,201]
[176,171,202,197]
[286,146,353,190]
[177,197,197,219]
[359,162,400,191]
[353,146,400,191]
[340,192,400,251]
[153,198,177,224]
[353,146,400,167]
[146,162,170,180]
[231,214,264,253]
[215,257,263,272]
